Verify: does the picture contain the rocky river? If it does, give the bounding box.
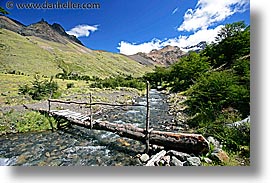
[0,89,183,166]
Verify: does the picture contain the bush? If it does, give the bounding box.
[170,52,210,92]
[66,82,74,89]
[143,52,210,92]
[90,75,146,90]
[55,68,91,81]
[185,71,249,127]
[221,123,250,153]
[206,122,250,153]
[196,109,250,153]
[143,66,171,89]
[19,75,60,100]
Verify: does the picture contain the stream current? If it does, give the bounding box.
[0,89,175,166]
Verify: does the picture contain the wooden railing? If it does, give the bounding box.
[48,81,151,153]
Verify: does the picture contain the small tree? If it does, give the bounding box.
[202,21,250,69]
[170,52,210,92]
[19,75,59,100]
[185,71,249,127]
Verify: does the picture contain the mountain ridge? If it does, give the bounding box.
[0,15,84,46]
[0,15,152,78]
[0,15,207,77]
[128,45,187,67]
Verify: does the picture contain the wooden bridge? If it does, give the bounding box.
[50,109,90,122]
[26,82,209,154]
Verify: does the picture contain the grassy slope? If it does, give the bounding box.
[0,29,152,78]
[0,73,145,106]
[0,73,88,105]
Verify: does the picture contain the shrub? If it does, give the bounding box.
[19,75,59,100]
[170,52,210,92]
[66,82,74,89]
[143,52,210,92]
[90,75,146,90]
[185,71,249,127]
[208,122,250,153]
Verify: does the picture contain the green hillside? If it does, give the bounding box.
[0,28,152,78]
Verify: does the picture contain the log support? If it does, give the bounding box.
[26,107,209,154]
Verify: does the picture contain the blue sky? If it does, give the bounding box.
[1,0,250,54]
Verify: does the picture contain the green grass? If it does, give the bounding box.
[0,73,144,106]
[0,73,144,135]
[0,73,90,106]
[0,110,58,135]
[0,28,153,78]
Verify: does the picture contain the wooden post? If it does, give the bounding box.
[145,81,150,153]
[89,92,93,129]
[48,99,51,112]
[48,99,54,132]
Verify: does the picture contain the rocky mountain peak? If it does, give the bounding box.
[51,23,66,35]
[128,45,187,66]
[0,15,83,45]
[146,45,187,66]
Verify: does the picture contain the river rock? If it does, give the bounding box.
[67,154,78,159]
[211,149,229,163]
[187,157,201,166]
[202,157,213,164]
[146,150,166,166]
[227,116,250,128]
[167,150,191,162]
[48,159,62,166]
[152,144,165,151]
[0,158,10,166]
[45,152,51,157]
[170,156,183,166]
[139,153,150,163]
[162,155,171,164]
[207,136,221,150]
[16,154,27,165]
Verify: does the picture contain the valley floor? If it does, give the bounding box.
[0,73,250,166]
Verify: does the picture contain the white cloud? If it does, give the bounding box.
[165,25,223,51]
[177,0,249,32]
[118,0,249,55]
[117,25,223,55]
[172,8,179,15]
[66,24,99,38]
[118,39,163,55]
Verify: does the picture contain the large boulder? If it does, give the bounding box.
[167,150,191,162]
[139,153,150,163]
[211,149,229,163]
[186,157,201,166]
[170,156,183,166]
